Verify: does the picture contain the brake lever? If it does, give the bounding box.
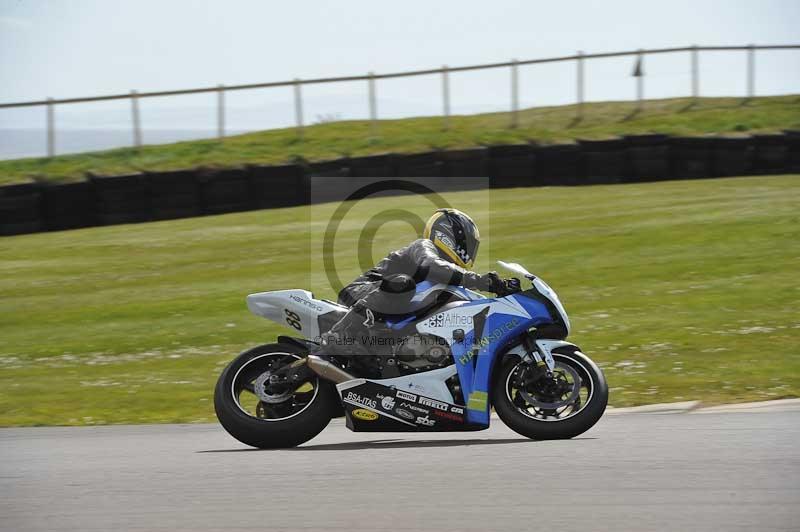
[496,278,522,297]
[506,277,522,294]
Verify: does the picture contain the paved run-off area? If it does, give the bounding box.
[2,408,798,532]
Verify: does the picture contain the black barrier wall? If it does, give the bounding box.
[1,133,798,236]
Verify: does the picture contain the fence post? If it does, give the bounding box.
[747,44,755,99]
[131,90,142,148]
[510,58,519,128]
[293,78,304,138]
[368,71,377,137]
[441,65,450,130]
[576,51,584,119]
[217,85,225,139]
[691,45,699,100]
[636,49,644,111]
[46,97,55,157]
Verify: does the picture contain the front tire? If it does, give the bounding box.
[492,346,608,440]
[214,342,338,448]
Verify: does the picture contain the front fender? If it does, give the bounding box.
[502,339,581,369]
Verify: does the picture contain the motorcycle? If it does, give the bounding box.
[214,261,608,448]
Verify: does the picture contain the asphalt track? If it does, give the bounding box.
[2,409,798,532]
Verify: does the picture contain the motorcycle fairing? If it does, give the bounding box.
[246,281,482,337]
[381,282,483,329]
[374,365,458,403]
[246,289,345,339]
[417,293,555,425]
[246,282,562,427]
[336,379,485,432]
[411,280,485,305]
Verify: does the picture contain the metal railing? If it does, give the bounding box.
[1,43,797,157]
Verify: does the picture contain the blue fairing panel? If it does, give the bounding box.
[415,280,436,293]
[413,281,483,302]
[383,281,482,328]
[384,315,416,330]
[383,287,555,426]
[450,294,554,425]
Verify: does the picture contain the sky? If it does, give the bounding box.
[1,0,799,133]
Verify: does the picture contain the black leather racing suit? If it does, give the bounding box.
[321,239,505,353]
[337,238,491,308]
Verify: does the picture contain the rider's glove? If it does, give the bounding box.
[479,272,521,296]
[480,271,506,294]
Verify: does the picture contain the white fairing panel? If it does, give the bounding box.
[416,297,532,343]
[373,365,458,403]
[498,259,571,335]
[405,282,485,312]
[246,290,345,340]
[337,365,459,404]
[531,278,571,334]
[497,260,534,279]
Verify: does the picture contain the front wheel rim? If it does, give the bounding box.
[230,352,320,421]
[505,353,594,422]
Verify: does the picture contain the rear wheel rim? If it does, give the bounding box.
[231,352,319,421]
[505,353,594,422]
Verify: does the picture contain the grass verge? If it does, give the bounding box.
[1,95,799,184]
[1,175,798,425]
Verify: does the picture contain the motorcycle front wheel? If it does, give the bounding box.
[214,342,338,448]
[492,346,608,440]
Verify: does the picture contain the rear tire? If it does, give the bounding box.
[492,346,608,440]
[214,343,338,448]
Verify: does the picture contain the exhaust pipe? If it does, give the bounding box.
[306,354,356,384]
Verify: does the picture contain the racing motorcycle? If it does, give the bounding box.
[214,261,608,448]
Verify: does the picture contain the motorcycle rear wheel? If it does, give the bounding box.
[214,342,338,448]
[492,346,608,440]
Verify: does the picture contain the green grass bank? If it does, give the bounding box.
[0,174,798,426]
[1,95,798,185]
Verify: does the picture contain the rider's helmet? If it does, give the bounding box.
[423,208,480,269]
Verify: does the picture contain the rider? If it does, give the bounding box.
[320,208,518,353]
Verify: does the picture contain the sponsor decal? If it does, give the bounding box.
[288,294,324,312]
[400,402,428,414]
[396,390,417,402]
[381,396,396,410]
[395,408,415,420]
[415,415,435,427]
[419,397,449,411]
[450,406,465,415]
[458,348,478,367]
[467,391,488,412]
[426,313,474,328]
[432,409,464,422]
[352,408,378,421]
[345,391,377,410]
[458,318,520,366]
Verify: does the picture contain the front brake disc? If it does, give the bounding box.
[519,363,582,410]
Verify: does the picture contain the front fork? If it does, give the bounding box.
[521,335,557,375]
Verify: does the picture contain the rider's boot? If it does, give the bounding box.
[317,299,375,357]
